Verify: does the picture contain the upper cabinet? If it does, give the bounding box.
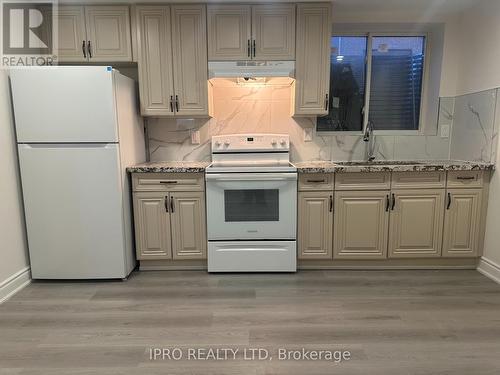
[207,4,295,61]
[293,3,331,116]
[136,5,209,117]
[57,5,132,63]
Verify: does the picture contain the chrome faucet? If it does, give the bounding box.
[363,121,376,162]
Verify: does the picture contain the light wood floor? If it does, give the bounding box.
[1,270,500,374]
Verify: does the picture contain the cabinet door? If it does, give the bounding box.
[389,189,445,258]
[133,193,172,260]
[293,3,331,116]
[334,191,389,259]
[170,192,207,259]
[136,6,175,116]
[171,5,209,116]
[252,4,295,60]
[298,191,333,259]
[207,5,251,61]
[442,189,482,257]
[84,6,132,62]
[57,6,87,62]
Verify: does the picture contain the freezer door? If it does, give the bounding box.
[18,143,129,279]
[10,66,118,143]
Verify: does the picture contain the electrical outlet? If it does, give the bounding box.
[440,124,450,138]
[191,130,200,145]
[304,128,313,142]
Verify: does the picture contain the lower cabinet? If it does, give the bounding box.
[133,192,172,259]
[298,191,333,259]
[133,191,206,260]
[442,189,482,257]
[334,191,389,259]
[388,189,445,258]
[170,192,207,259]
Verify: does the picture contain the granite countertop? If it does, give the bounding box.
[127,161,211,173]
[294,160,495,173]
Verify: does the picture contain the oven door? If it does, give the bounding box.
[206,172,297,240]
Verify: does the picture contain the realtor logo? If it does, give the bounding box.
[1,1,56,66]
[3,2,52,54]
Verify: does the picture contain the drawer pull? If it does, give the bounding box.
[159,181,178,184]
[306,179,326,183]
[456,176,475,180]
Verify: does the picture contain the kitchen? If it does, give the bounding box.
[1,0,500,373]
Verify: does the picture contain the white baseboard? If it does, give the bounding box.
[477,257,500,284]
[0,267,31,304]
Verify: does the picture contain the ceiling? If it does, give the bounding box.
[332,0,483,13]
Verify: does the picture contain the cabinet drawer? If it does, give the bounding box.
[132,173,205,192]
[298,173,333,191]
[391,172,446,189]
[335,172,390,191]
[447,171,483,188]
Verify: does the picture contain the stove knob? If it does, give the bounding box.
[271,139,277,146]
[224,140,230,147]
[214,141,221,148]
[280,139,287,147]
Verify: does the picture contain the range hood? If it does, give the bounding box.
[208,61,295,78]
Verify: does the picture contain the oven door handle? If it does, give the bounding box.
[206,173,297,181]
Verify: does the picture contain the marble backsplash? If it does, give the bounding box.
[147,78,498,163]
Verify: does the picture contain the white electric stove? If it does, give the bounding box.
[205,134,297,272]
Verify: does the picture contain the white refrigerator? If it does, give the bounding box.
[10,66,146,279]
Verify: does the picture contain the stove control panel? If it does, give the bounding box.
[211,134,290,152]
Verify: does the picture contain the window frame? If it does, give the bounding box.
[322,31,432,136]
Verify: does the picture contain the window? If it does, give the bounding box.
[317,34,427,133]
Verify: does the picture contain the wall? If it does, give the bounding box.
[0,70,30,302]
[455,0,500,278]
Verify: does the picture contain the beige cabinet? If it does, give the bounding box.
[171,5,209,116]
[293,3,331,116]
[207,5,251,60]
[207,4,295,61]
[170,192,207,259]
[136,5,208,117]
[133,192,172,260]
[57,5,132,62]
[298,191,333,259]
[84,6,132,62]
[388,189,445,258]
[334,191,389,259]
[132,174,206,261]
[442,189,482,257]
[57,6,87,62]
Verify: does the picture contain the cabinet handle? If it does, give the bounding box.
[82,40,86,58]
[247,39,251,58]
[306,179,326,183]
[329,195,333,212]
[170,196,175,213]
[447,192,452,209]
[164,196,169,212]
[252,39,256,58]
[456,176,475,180]
[87,41,92,58]
[175,95,179,112]
[169,95,174,112]
[391,193,396,210]
[324,93,329,111]
[385,194,390,212]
